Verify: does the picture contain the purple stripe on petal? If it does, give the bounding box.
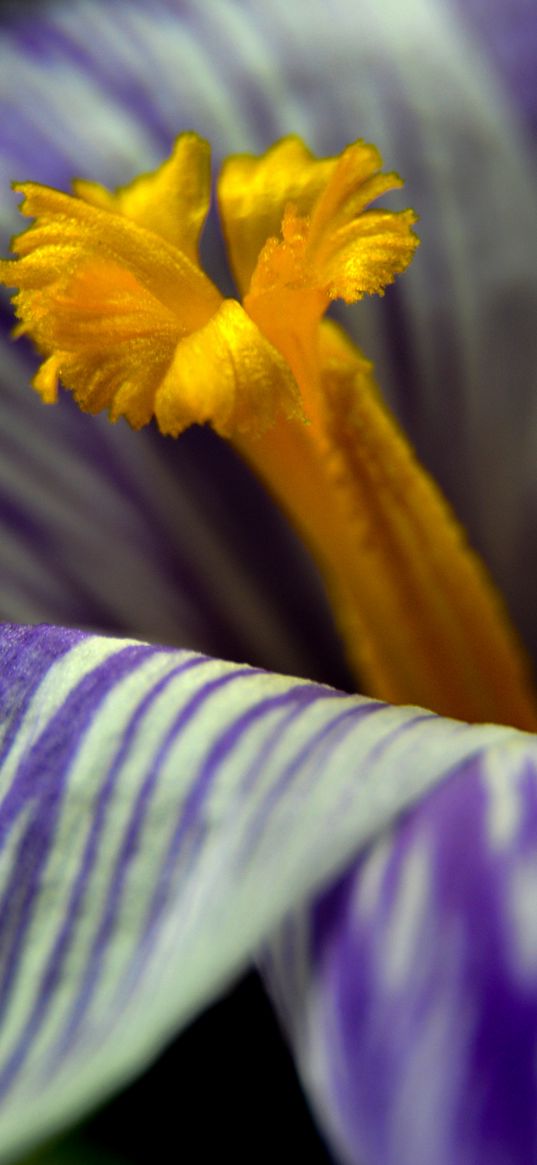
[138,685,350,943]
[0,328,351,684]
[103,687,349,1026]
[46,662,265,1066]
[0,649,205,1100]
[0,485,132,636]
[2,3,174,152]
[238,703,385,871]
[449,0,537,141]
[0,625,535,1160]
[0,624,85,768]
[0,642,165,1067]
[0,330,350,682]
[274,749,537,1165]
[0,397,234,646]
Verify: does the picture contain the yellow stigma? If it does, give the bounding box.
[1,131,536,731]
[0,134,300,436]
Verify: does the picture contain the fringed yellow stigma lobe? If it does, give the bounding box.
[2,132,537,730]
[0,134,300,436]
[219,137,418,423]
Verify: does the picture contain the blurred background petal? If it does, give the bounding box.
[450,0,537,139]
[265,740,537,1164]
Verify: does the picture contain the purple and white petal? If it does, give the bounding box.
[2,0,537,673]
[449,0,537,140]
[0,344,348,683]
[0,622,532,1159]
[264,738,537,1165]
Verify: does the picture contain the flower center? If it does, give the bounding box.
[1,132,536,729]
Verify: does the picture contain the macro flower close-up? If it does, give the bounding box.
[0,1,537,1163]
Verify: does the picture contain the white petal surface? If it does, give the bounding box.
[0,624,536,1160]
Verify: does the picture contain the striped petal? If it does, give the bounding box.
[264,740,537,1165]
[0,347,351,682]
[448,0,537,139]
[1,0,537,673]
[0,623,535,1159]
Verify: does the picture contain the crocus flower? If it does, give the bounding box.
[0,2,537,1164]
